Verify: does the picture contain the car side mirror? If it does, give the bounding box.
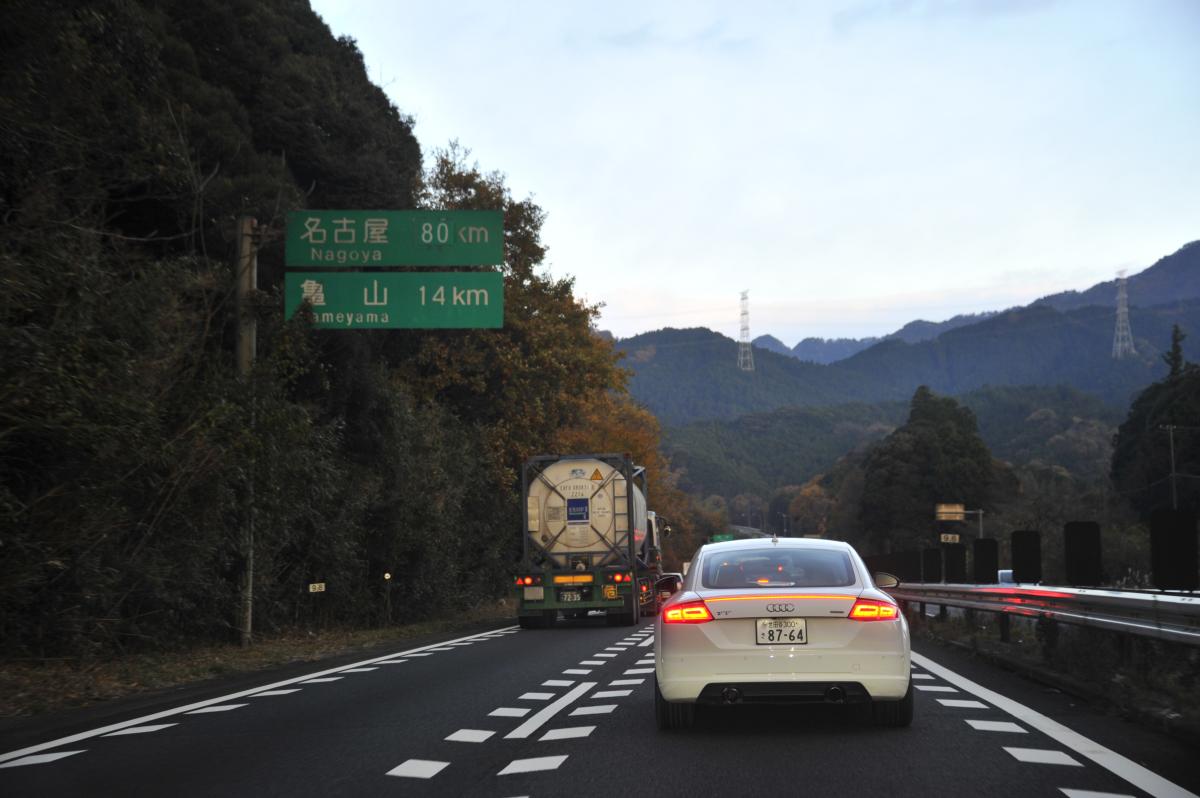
[874,572,900,589]
[655,574,682,599]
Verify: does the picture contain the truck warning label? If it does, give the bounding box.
[567,498,590,525]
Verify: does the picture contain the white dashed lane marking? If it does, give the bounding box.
[915,685,957,692]
[594,653,618,658]
[593,690,632,699]
[543,679,574,687]
[637,637,655,647]
[911,673,934,680]
[301,677,343,683]
[446,729,495,743]
[186,704,246,714]
[610,679,644,686]
[520,692,555,701]
[604,647,623,652]
[1060,791,1137,798]
[570,704,616,716]
[0,751,86,769]
[498,755,568,775]
[623,668,654,675]
[938,699,989,709]
[580,660,605,666]
[406,652,435,657]
[251,689,301,697]
[376,660,408,665]
[563,668,592,675]
[341,667,378,673]
[387,759,449,779]
[966,720,1026,733]
[1004,748,1083,767]
[540,726,595,741]
[101,724,176,737]
[489,707,531,718]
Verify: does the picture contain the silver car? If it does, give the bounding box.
[654,537,912,730]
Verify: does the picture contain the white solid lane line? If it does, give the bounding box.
[540,726,595,741]
[498,755,568,775]
[506,682,597,740]
[0,624,518,766]
[102,724,177,737]
[938,699,989,709]
[0,751,86,769]
[1004,748,1083,767]
[912,651,1197,798]
[185,704,247,714]
[446,729,495,743]
[570,705,616,716]
[387,759,450,779]
[966,720,1026,733]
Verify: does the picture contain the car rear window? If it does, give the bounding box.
[701,548,857,589]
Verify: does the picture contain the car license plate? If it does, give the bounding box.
[560,590,581,602]
[756,618,806,645]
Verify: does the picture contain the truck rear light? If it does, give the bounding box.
[607,572,633,583]
[514,575,543,586]
[848,598,899,621]
[662,600,713,624]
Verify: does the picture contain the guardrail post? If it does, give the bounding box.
[998,612,1011,643]
[938,604,947,622]
[1037,615,1058,661]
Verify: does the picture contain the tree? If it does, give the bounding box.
[1163,324,1187,378]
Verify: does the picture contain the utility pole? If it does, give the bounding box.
[1161,424,1178,510]
[235,216,258,647]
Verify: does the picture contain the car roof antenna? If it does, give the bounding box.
[771,530,779,544]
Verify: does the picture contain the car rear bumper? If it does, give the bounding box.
[657,668,910,702]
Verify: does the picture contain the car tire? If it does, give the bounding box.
[872,680,913,727]
[655,681,694,731]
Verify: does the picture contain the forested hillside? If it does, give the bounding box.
[664,385,1119,501]
[621,298,1198,426]
[1035,241,1200,312]
[0,1,701,659]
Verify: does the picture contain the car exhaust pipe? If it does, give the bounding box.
[720,687,742,704]
[825,686,845,704]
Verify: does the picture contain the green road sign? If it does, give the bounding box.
[711,533,734,542]
[285,210,503,267]
[285,272,503,329]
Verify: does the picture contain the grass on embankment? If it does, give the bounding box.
[0,600,515,718]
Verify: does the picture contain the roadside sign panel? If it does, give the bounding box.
[711,533,734,542]
[285,210,503,267]
[286,271,503,329]
[935,503,966,522]
[939,533,960,544]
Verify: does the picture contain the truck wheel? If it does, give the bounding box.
[542,610,558,628]
[518,615,539,629]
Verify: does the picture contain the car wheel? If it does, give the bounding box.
[872,680,913,727]
[655,680,694,731]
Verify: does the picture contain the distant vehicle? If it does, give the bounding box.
[656,572,684,605]
[654,537,912,730]
[998,569,1015,585]
[513,454,665,628]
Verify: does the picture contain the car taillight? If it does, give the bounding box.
[662,600,713,624]
[849,598,899,621]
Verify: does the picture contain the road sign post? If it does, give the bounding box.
[285,271,503,329]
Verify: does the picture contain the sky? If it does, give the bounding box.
[310,0,1200,345]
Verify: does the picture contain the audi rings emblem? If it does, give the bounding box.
[765,603,795,613]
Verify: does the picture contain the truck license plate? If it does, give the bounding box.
[756,618,806,645]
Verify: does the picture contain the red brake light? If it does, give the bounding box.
[662,600,713,624]
[849,598,899,621]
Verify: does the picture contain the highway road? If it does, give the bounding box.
[1,617,1197,797]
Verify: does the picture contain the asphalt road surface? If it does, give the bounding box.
[2,616,1197,797]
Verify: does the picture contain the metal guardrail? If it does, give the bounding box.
[886,583,1200,647]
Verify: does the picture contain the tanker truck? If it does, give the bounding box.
[513,453,666,628]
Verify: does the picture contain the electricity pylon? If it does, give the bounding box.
[738,290,754,372]
[1112,271,1136,359]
